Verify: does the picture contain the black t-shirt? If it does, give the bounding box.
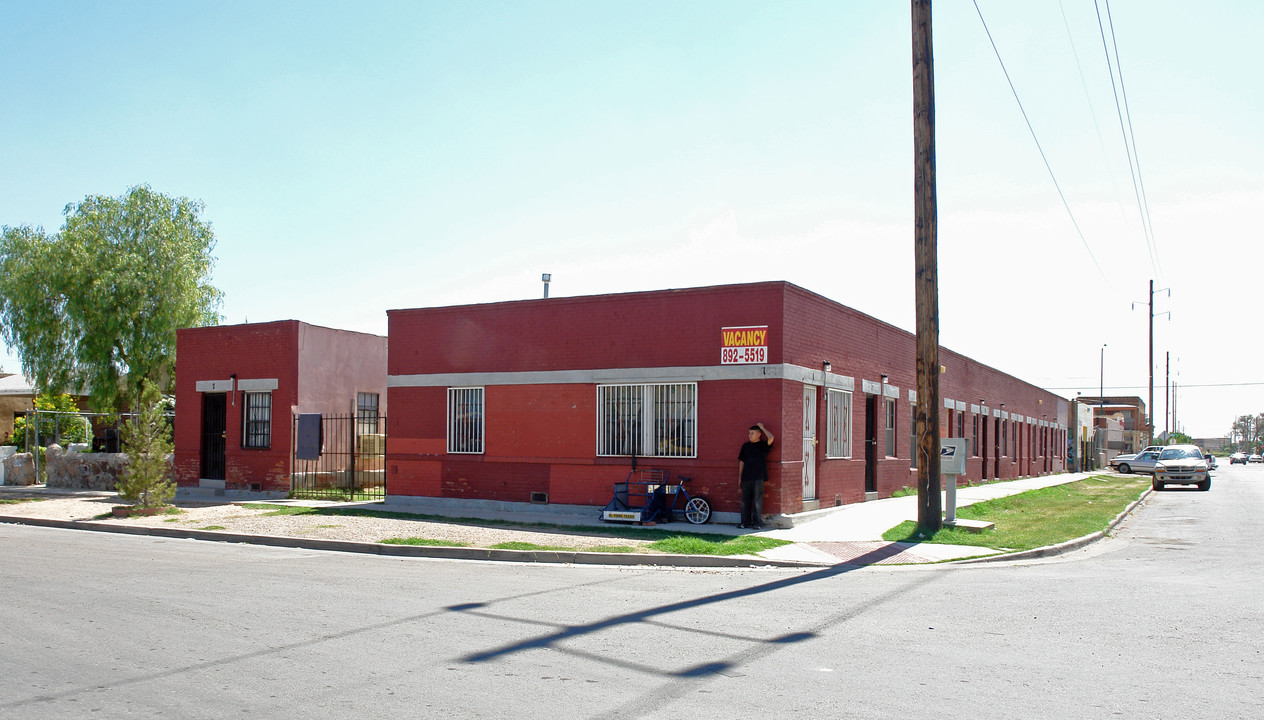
[738,440,772,482]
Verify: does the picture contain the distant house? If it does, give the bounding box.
[1194,437,1229,452]
[0,373,35,443]
[172,321,387,494]
[0,373,94,445]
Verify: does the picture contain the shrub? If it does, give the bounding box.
[117,381,175,508]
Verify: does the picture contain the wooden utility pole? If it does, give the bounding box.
[912,0,941,532]
[1148,279,1154,442]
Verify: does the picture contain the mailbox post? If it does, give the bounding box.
[940,438,968,523]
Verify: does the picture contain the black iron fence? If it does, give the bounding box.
[289,413,386,501]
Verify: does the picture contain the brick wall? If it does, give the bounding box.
[385,282,1066,516]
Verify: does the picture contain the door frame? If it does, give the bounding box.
[200,392,227,481]
[802,385,817,501]
[864,394,878,493]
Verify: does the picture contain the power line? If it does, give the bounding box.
[1058,0,1124,211]
[1105,0,1161,278]
[1095,0,1161,279]
[971,0,1112,288]
[1043,381,1264,391]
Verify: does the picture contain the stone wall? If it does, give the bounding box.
[42,445,173,491]
[2,450,36,486]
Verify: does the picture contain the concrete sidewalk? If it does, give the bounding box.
[1,471,1119,568]
[261,470,1113,565]
[753,470,1108,565]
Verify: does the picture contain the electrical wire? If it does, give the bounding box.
[1095,0,1161,279]
[1043,381,1264,391]
[1058,0,1123,210]
[1106,0,1161,278]
[971,0,1112,288]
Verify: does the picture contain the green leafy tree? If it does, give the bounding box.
[4,394,89,451]
[118,381,176,508]
[0,185,223,412]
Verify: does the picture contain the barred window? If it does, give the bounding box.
[909,403,918,469]
[597,383,695,458]
[243,392,272,449]
[357,392,380,436]
[972,415,980,456]
[447,387,484,454]
[885,398,896,457]
[825,389,852,458]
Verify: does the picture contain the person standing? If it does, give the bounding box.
[737,422,774,529]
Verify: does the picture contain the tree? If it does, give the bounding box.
[3,393,89,451]
[1168,431,1194,446]
[117,381,176,509]
[0,185,223,411]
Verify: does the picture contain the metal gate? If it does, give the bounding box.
[289,413,386,501]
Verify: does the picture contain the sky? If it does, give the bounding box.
[1,1,1261,439]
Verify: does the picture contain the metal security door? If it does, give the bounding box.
[802,386,817,501]
[200,393,227,480]
[864,395,878,493]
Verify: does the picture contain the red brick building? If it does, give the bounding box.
[173,321,387,493]
[386,282,1067,521]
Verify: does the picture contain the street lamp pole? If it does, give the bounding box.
[1099,344,1106,465]
[1100,344,1106,406]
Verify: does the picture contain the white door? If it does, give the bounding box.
[803,385,817,500]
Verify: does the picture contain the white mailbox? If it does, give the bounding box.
[940,438,968,476]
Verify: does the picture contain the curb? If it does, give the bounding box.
[954,487,1151,564]
[0,515,823,570]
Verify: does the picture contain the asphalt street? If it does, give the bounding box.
[2,464,1261,719]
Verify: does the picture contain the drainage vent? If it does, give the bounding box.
[530,492,549,504]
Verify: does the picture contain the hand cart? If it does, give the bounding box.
[600,468,712,525]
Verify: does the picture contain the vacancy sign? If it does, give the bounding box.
[721,325,768,365]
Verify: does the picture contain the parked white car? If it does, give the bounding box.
[1116,450,1160,475]
[1153,445,1210,491]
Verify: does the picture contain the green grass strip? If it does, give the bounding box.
[489,541,573,551]
[380,537,469,548]
[882,475,1149,550]
[647,534,790,556]
[0,497,47,505]
[241,503,793,556]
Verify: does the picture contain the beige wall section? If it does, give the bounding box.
[0,395,34,442]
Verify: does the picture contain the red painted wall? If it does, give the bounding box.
[175,321,387,492]
[385,282,1066,517]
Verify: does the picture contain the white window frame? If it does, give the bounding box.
[357,392,380,437]
[242,391,272,449]
[825,389,852,459]
[885,398,896,457]
[447,387,485,454]
[909,403,918,469]
[596,383,696,458]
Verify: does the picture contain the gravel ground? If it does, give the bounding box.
[0,492,664,553]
